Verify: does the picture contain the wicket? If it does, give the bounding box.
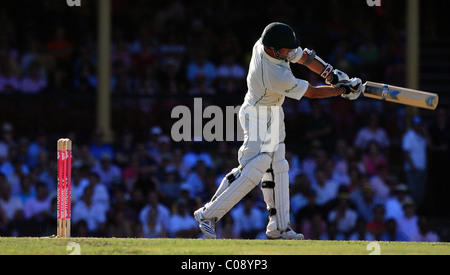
[57,138,72,238]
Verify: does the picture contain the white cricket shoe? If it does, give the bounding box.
[194,208,217,239]
[267,227,305,240]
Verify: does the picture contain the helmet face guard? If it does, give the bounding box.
[272,47,298,62]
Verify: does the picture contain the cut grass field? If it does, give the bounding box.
[0,237,449,255]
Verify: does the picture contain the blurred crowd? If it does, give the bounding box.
[0,0,410,96]
[0,0,449,241]
[0,107,449,241]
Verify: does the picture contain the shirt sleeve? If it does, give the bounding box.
[263,63,309,101]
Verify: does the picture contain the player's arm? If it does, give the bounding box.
[297,48,346,85]
[298,48,364,100]
[303,85,345,99]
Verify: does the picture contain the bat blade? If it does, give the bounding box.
[363,81,439,110]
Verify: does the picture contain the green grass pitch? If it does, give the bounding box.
[0,238,448,255]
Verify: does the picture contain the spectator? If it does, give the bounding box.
[216,52,246,94]
[301,141,326,185]
[158,167,181,207]
[88,172,110,213]
[171,148,190,180]
[320,221,345,241]
[132,38,159,77]
[17,174,36,205]
[136,66,162,95]
[348,218,375,241]
[23,182,50,220]
[295,189,325,229]
[20,62,47,94]
[0,52,20,93]
[312,167,339,206]
[73,60,97,93]
[181,160,208,200]
[20,39,43,73]
[366,204,387,240]
[72,185,107,236]
[330,139,352,187]
[139,191,171,232]
[89,128,115,162]
[7,158,29,196]
[217,214,238,239]
[327,194,358,237]
[72,144,97,169]
[369,164,393,202]
[27,130,49,168]
[70,166,90,203]
[410,216,440,242]
[354,114,390,152]
[107,191,139,238]
[357,35,381,78]
[286,149,303,183]
[34,151,55,191]
[91,153,122,190]
[121,155,140,193]
[395,198,419,241]
[380,218,408,242]
[186,49,217,87]
[347,165,363,193]
[362,141,388,177]
[142,206,167,238]
[0,123,14,161]
[231,196,265,239]
[169,199,199,238]
[182,142,214,170]
[351,182,383,222]
[46,26,74,67]
[0,182,23,227]
[146,126,163,160]
[385,183,410,220]
[133,157,159,197]
[300,212,327,240]
[402,116,428,208]
[303,102,335,151]
[111,40,133,72]
[290,173,311,215]
[128,189,145,219]
[157,57,185,95]
[188,74,216,96]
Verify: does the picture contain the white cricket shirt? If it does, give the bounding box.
[244,38,309,107]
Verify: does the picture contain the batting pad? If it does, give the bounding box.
[201,153,272,222]
[211,168,241,202]
[261,143,291,235]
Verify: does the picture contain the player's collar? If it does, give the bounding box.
[261,42,286,65]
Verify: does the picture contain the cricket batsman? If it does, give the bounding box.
[194,22,364,239]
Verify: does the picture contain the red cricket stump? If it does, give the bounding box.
[57,138,72,238]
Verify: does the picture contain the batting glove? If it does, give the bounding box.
[340,78,365,100]
[327,69,350,85]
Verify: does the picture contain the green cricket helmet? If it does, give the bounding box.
[261,22,300,50]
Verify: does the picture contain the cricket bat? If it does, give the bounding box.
[363,81,439,110]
